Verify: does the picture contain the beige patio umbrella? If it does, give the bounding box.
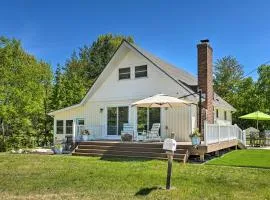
[132,94,192,190]
[132,94,191,108]
[132,94,192,138]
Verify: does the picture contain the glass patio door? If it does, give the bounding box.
[107,106,128,136]
[137,107,160,134]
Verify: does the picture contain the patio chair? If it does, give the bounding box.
[265,130,270,146]
[121,123,134,141]
[259,132,266,147]
[145,123,161,142]
[137,130,147,141]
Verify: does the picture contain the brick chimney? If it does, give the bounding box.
[197,39,214,124]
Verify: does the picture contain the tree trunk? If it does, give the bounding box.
[1,119,5,143]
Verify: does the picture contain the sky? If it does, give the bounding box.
[1,0,270,78]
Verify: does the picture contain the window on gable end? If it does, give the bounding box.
[135,65,147,78]
[119,67,130,80]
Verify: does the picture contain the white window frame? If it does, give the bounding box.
[119,67,131,80]
[56,120,64,134]
[135,65,148,78]
[65,120,73,135]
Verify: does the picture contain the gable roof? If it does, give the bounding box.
[48,40,235,115]
[127,41,235,111]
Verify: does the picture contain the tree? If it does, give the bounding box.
[255,65,270,129]
[256,65,270,112]
[0,36,53,150]
[214,56,270,130]
[50,34,134,110]
[214,56,244,102]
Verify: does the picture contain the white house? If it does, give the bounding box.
[48,39,236,144]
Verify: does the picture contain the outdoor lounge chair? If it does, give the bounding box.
[121,123,135,141]
[145,123,161,142]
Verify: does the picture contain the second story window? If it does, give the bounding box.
[216,109,219,118]
[119,67,130,80]
[135,65,147,78]
[224,111,227,120]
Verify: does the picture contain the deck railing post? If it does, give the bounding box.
[228,126,230,141]
[72,121,76,144]
[218,124,220,144]
[204,121,207,145]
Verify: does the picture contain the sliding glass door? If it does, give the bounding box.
[149,108,161,132]
[107,106,129,136]
[107,107,117,135]
[137,107,160,134]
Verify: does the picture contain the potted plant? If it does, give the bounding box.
[190,128,201,146]
[81,129,90,141]
[53,143,63,154]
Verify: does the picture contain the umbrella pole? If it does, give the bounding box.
[257,120,258,130]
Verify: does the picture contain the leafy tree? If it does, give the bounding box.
[0,36,53,150]
[214,56,244,102]
[231,77,258,128]
[214,56,270,130]
[256,65,270,112]
[255,65,270,129]
[50,34,134,110]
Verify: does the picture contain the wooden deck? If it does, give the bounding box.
[73,141,189,162]
[72,139,245,162]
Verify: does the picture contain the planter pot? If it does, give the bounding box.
[82,135,88,141]
[191,136,200,146]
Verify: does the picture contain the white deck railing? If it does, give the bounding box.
[204,121,246,146]
[73,125,105,142]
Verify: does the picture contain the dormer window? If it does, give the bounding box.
[135,65,147,78]
[119,67,130,80]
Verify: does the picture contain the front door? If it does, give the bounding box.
[107,106,129,136]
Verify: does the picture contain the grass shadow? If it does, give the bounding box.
[135,186,162,196]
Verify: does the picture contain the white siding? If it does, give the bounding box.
[53,48,196,142]
[162,104,196,141]
[214,108,232,125]
[91,50,190,101]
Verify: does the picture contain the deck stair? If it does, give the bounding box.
[72,141,189,162]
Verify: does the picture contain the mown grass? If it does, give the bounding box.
[206,149,270,169]
[0,153,270,200]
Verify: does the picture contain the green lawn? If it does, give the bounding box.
[206,149,270,169]
[0,153,270,200]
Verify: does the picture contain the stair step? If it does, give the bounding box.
[73,141,189,162]
[79,141,163,148]
[77,145,187,154]
[75,148,186,159]
[72,152,185,161]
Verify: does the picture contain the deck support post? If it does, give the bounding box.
[215,150,220,156]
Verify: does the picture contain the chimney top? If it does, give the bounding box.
[200,39,209,44]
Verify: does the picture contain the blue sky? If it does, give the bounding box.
[1,0,269,78]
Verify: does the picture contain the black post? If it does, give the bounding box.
[166,152,173,190]
[198,90,202,134]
